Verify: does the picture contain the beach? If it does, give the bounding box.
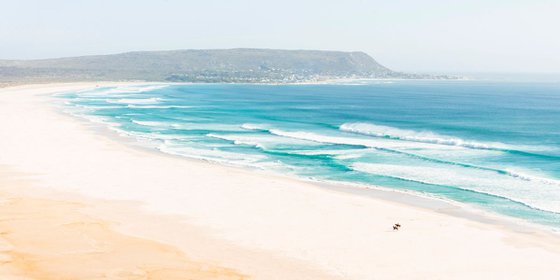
[1,83,560,279]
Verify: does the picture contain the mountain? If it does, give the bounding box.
[0,48,446,84]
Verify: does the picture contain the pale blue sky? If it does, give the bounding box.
[1,0,559,73]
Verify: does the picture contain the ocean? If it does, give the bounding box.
[57,80,560,229]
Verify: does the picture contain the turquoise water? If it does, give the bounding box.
[58,81,560,229]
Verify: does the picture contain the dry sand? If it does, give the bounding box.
[0,168,246,280]
[1,83,560,279]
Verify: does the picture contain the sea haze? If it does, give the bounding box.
[57,80,560,229]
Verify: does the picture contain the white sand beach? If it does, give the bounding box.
[1,83,560,279]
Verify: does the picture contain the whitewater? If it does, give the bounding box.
[56,80,560,229]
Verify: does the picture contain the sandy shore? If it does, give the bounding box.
[0,167,247,280]
[1,83,560,279]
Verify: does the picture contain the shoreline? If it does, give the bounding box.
[52,82,559,235]
[70,111,560,235]
[2,82,560,279]
[0,82,339,280]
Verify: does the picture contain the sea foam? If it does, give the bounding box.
[107,97,163,104]
[340,122,507,150]
[351,163,560,214]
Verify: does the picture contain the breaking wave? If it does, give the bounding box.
[351,163,560,214]
[261,128,560,186]
[340,122,508,150]
[107,97,163,104]
[127,105,193,109]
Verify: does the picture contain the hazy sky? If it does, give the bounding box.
[1,0,559,73]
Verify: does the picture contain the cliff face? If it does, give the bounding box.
[0,48,396,83]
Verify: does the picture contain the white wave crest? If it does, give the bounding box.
[504,169,560,186]
[157,144,275,169]
[267,129,443,150]
[206,132,319,149]
[71,104,124,111]
[73,85,169,98]
[269,128,560,186]
[340,122,507,150]
[131,120,180,128]
[206,134,267,149]
[107,97,163,105]
[101,85,168,94]
[241,123,269,130]
[131,120,242,132]
[351,163,560,214]
[127,105,192,109]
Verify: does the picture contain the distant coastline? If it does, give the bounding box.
[0,48,459,85]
